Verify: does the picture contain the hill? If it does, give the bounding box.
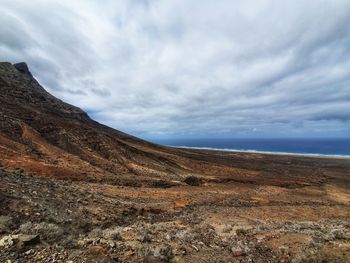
[0,62,349,262]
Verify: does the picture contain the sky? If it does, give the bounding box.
[1,0,350,139]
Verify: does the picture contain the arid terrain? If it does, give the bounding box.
[0,62,349,262]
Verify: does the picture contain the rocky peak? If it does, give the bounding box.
[14,62,33,78]
[0,61,90,124]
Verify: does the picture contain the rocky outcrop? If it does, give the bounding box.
[14,62,33,78]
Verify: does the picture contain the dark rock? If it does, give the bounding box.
[150,180,177,188]
[17,234,40,246]
[13,62,33,78]
[61,237,79,249]
[20,222,64,243]
[184,176,202,186]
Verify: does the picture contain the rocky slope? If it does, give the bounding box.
[0,61,196,185]
[0,61,327,188]
[0,62,349,262]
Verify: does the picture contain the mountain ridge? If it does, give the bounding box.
[0,61,338,189]
[0,61,187,184]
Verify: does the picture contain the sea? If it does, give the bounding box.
[149,138,350,157]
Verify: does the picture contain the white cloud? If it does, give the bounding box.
[1,0,350,138]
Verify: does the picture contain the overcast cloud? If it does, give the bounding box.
[1,0,350,138]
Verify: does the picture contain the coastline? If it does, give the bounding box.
[172,145,350,159]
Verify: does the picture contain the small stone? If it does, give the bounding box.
[152,244,174,262]
[222,225,233,233]
[25,249,33,255]
[278,246,289,253]
[109,241,115,248]
[231,242,250,257]
[235,228,247,235]
[18,234,40,246]
[103,227,122,241]
[176,230,193,243]
[0,235,14,248]
[231,247,246,257]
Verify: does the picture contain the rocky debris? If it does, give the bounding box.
[0,234,40,249]
[231,240,251,257]
[326,228,348,240]
[17,234,40,245]
[61,236,79,249]
[176,230,194,243]
[20,222,64,243]
[236,228,248,235]
[194,224,220,246]
[139,245,174,263]
[138,226,152,243]
[102,227,123,241]
[0,168,350,262]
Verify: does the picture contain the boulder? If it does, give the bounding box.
[0,235,15,248]
[17,234,40,246]
[184,176,202,186]
[231,247,246,257]
[0,233,39,249]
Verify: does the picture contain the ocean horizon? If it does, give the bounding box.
[150,138,350,157]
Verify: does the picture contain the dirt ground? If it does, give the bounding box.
[1,152,349,263]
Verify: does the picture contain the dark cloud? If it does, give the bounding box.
[1,0,349,138]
